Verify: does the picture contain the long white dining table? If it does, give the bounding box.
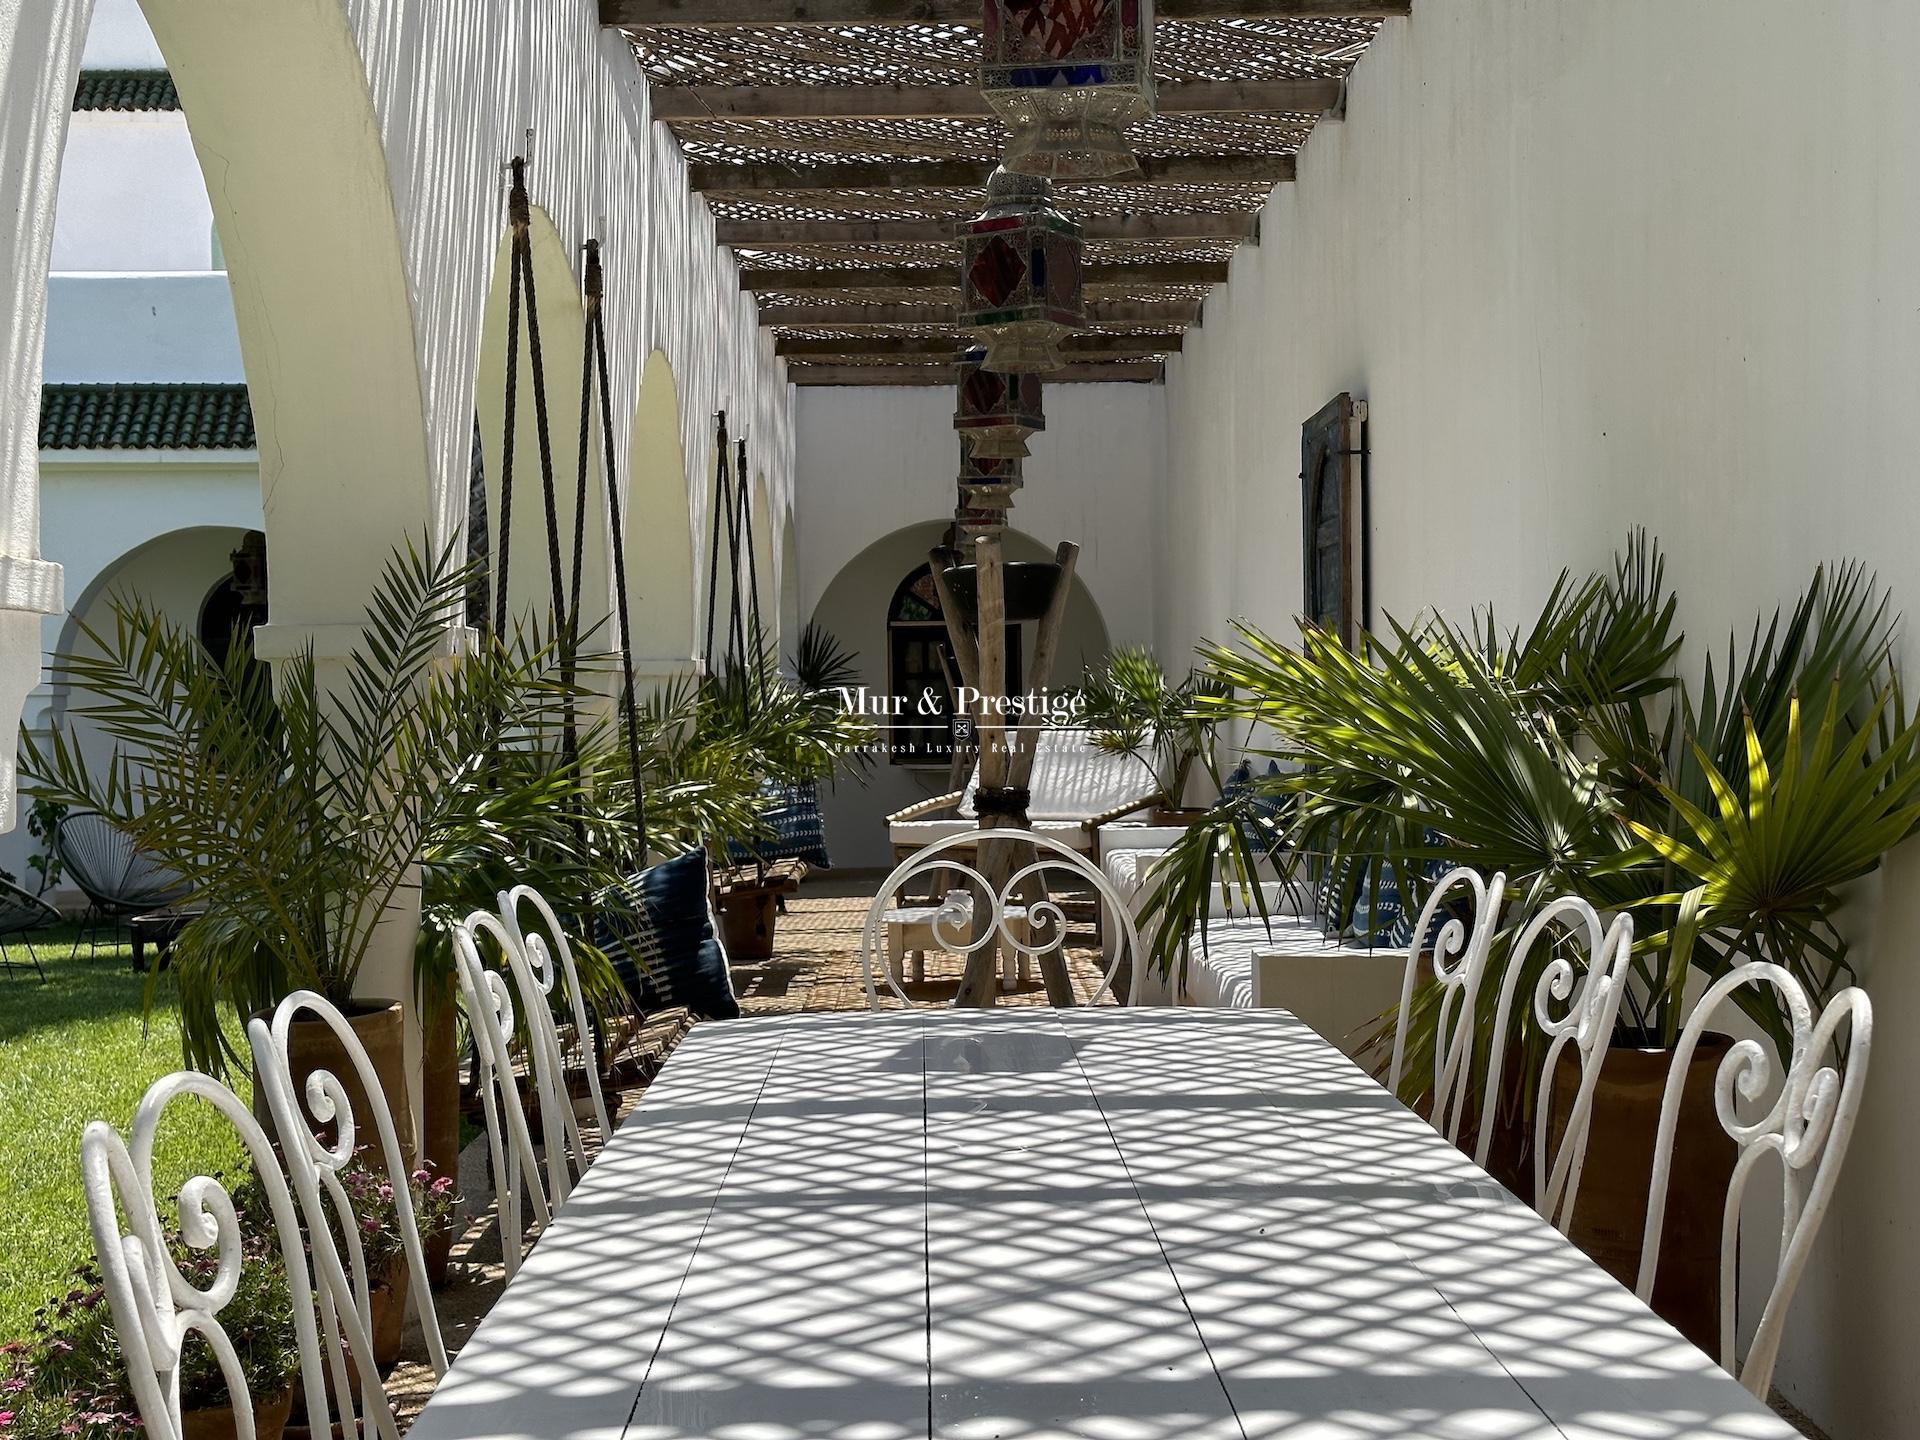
[406,1007,1799,1440]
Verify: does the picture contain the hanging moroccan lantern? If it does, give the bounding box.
[958,169,1085,373]
[954,349,1044,460]
[980,0,1156,181]
[956,440,1022,535]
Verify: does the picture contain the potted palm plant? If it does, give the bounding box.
[1079,646,1230,823]
[22,542,589,1146]
[1141,533,1920,1349]
[696,624,873,960]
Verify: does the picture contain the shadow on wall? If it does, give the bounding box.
[808,520,1109,871]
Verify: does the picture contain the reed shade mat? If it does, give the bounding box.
[404,1008,1797,1440]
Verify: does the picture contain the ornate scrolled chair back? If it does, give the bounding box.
[1386,866,1508,1142]
[859,828,1140,1008]
[496,884,611,1195]
[453,909,552,1277]
[1635,962,1871,1399]
[246,990,450,1410]
[1475,897,1635,1231]
[81,1073,336,1440]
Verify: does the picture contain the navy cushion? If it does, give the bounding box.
[725,779,832,869]
[1346,862,1406,948]
[1217,759,1287,857]
[595,849,741,1021]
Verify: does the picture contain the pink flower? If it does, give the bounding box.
[0,1409,15,1429]
[376,1184,393,1202]
[2,1378,24,1394]
[431,1177,454,1197]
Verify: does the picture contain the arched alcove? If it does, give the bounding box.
[50,525,255,730]
[747,469,774,650]
[472,211,610,646]
[807,520,1111,868]
[625,349,698,675]
[778,515,801,663]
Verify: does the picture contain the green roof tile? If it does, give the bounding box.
[72,69,180,113]
[39,384,255,452]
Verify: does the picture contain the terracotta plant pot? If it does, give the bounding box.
[368,1263,409,1376]
[181,1383,294,1440]
[251,999,415,1179]
[419,988,461,1290]
[717,885,781,961]
[1545,1037,1736,1355]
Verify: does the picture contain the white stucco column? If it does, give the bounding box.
[0,0,82,830]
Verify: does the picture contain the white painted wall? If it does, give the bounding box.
[1157,4,1920,1435]
[80,0,162,67]
[44,274,242,382]
[796,384,1162,650]
[52,113,214,274]
[794,384,1162,869]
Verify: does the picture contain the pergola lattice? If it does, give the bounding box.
[603,1,1404,384]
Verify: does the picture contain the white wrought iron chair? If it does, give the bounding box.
[1385,866,1507,1143]
[496,883,613,1183]
[246,991,450,1404]
[1635,962,1872,1399]
[80,1073,344,1440]
[453,909,553,1279]
[1474,897,1635,1232]
[860,828,1141,1008]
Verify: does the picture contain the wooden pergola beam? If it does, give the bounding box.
[787,361,1166,386]
[776,332,1183,358]
[690,153,1293,193]
[757,298,1203,326]
[607,1,1409,25]
[653,78,1341,122]
[718,212,1258,247]
[741,259,1229,292]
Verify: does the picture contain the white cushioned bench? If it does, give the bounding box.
[887,728,1160,863]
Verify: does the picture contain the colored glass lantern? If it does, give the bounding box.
[981,0,1156,181]
[959,169,1085,373]
[956,441,1022,534]
[954,349,1044,460]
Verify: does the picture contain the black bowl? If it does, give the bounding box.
[942,561,1062,625]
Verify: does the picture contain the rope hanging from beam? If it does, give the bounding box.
[583,239,649,860]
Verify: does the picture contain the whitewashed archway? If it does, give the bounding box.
[626,348,698,677]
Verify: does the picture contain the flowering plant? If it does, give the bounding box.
[329,1160,459,1275]
[1,1179,299,1440]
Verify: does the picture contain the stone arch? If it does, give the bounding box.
[50,524,255,729]
[778,514,802,664]
[472,209,610,647]
[747,468,774,651]
[625,349,698,677]
[133,0,441,635]
[807,520,1111,869]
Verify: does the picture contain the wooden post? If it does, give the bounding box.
[955,536,1009,1007]
[1006,541,1081,1006]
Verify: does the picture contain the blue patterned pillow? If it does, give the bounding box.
[725,779,832,869]
[1346,862,1406,948]
[595,849,741,1020]
[1217,759,1287,857]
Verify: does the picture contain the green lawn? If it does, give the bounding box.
[0,929,250,1340]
